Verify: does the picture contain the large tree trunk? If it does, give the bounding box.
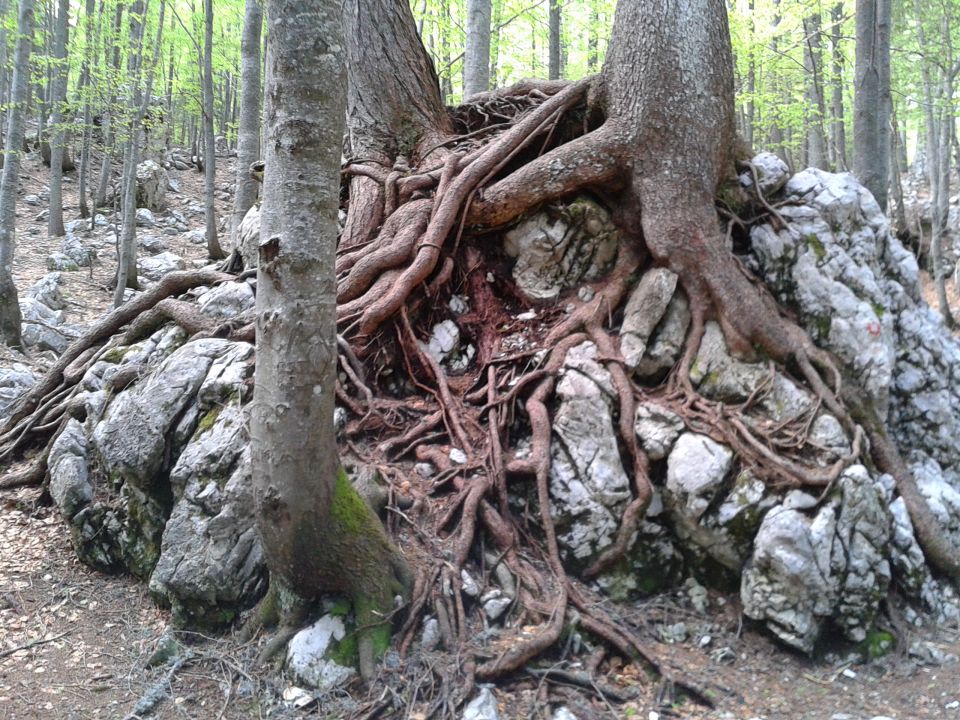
[463,0,490,98]
[340,0,452,250]
[230,0,262,254]
[253,0,409,684]
[0,0,35,347]
[853,0,892,210]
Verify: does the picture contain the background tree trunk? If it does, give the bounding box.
[548,0,561,80]
[853,0,892,210]
[46,0,69,238]
[463,0,490,97]
[802,11,828,169]
[230,0,262,251]
[0,0,34,347]
[202,0,224,259]
[76,0,98,219]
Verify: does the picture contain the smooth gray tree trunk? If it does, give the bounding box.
[202,0,223,259]
[829,2,846,170]
[463,0,491,98]
[548,0,561,80]
[0,0,35,347]
[46,0,69,237]
[230,0,262,252]
[802,11,828,169]
[76,0,98,219]
[853,0,891,210]
[113,0,165,307]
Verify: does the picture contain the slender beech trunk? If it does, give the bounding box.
[802,11,828,168]
[202,0,223,258]
[463,0,491,97]
[853,0,891,210]
[95,3,124,209]
[0,0,34,347]
[253,0,410,684]
[230,0,262,252]
[113,0,166,307]
[548,0,561,81]
[829,2,846,170]
[76,0,98,219]
[46,0,69,237]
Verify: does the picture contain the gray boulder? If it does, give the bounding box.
[60,234,93,267]
[149,408,265,627]
[138,251,186,282]
[26,272,65,310]
[237,204,261,268]
[196,281,255,321]
[503,197,619,302]
[285,614,356,690]
[0,363,37,420]
[136,208,156,227]
[47,251,79,271]
[48,419,92,520]
[136,159,168,211]
[549,342,631,568]
[619,268,678,371]
[741,151,790,196]
[742,465,892,653]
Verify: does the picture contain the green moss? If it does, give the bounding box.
[330,467,373,536]
[858,629,894,661]
[871,302,886,319]
[102,346,133,364]
[806,233,827,261]
[328,629,359,667]
[815,315,832,338]
[195,406,222,436]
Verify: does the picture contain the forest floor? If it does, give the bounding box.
[1,152,960,719]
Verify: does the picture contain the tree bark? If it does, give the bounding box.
[253,0,409,683]
[829,2,846,170]
[46,0,69,237]
[802,11,828,169]
[463,0,490,98]
[202,0,224,259]
[230,0,263,254]
[0,0,35,347]
[76,0,98,219]
[548,0,561,81]
[853,0,891,210]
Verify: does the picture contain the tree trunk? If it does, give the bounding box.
[340,0,452,250]
[853,0,891,210]
[113,0,165,307]
[0,0,34,347]
[829,2,846,170]
[548,0,561,81]
[230,0,262,253]
[46,0,69,238]
[202,0,224,259]
[76,0,98,220]
[253,0,408,684]
[463,0,490,98]
[802,11,828,169]
[94,3,124,210]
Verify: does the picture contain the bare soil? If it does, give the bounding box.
[2,152,960,719]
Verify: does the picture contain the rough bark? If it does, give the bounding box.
[853,0,891,210]
[463,0,491,98]
[230,0,262,251]
[340,0,452,250]
[0,0,35,347]
[253,0,409,683]
[46,0,69,238]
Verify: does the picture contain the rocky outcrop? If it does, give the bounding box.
[503,197,619,302]
[136,159,168,211]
